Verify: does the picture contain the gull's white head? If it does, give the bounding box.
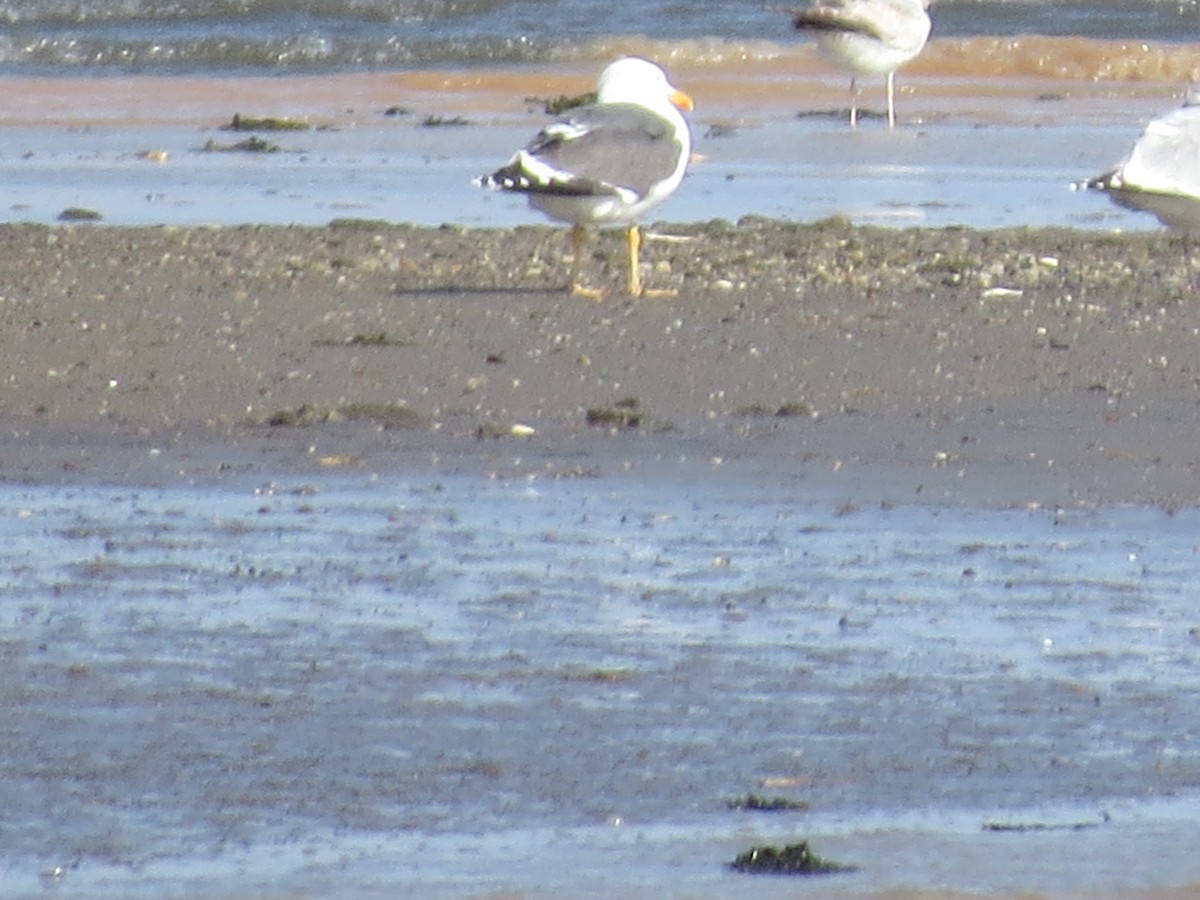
[596,57,694,115]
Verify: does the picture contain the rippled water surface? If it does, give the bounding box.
[4,0,1200,74]
[3,470,1200,897]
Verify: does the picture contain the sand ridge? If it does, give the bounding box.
[0,219,1195,507]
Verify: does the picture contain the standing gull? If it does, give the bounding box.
[793,0,931,128]
[1081,90,1200,231]
[475,56,693,298]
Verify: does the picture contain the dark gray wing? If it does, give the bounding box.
[794,0,927,48]
[794,0,888,40]
[521,102,685,199]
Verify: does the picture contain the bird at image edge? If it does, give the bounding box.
[475,57,693,298]
[1080,89,1200,231]
[793,0,932,128]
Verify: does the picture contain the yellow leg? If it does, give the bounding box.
[627,225,642,297]
[567,224,603,299]
[628,225,678,298]
[886,71,896,129]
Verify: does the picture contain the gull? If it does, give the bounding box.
[475,57,693,298]
[793,0,932,128]
[1080,90,1200,231]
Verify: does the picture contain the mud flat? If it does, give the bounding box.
[0,218,1196,507]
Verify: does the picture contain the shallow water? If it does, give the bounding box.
[0,110,1157,231]
[5,0,1200,74]
[3,468,1200,897]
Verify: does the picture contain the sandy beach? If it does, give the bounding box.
[1,218,1197,509]
[0,36,1194,514]
[6,57,1200,900]
[0,52,1188,232]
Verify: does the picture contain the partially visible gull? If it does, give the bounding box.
[475,56,693,298]
[793,0,932,128]
[1081,90,1200,231]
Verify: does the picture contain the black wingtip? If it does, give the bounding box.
[793,9,880,38]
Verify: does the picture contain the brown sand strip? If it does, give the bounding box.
[0,219,1196,506]
[0,47,1188,129]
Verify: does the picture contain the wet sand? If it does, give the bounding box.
[6,475,1200,900]
[4,35,1200,124]
[0,57,1178,236]
[6,61,1200,900]
[2,219,1199,509]
[0,66,1195,508]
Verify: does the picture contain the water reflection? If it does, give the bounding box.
[3,474,1200,897]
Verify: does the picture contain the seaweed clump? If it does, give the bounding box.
[982,818,1103,832]
[420,115,472,127]
[528,91,597,115]
[58,207,102,222]
[223,113,310,132]
[201,136,280,153]
[729,841,854,875]
[586,397,642,428]
[265,403,424,430]
[726,793,810,812]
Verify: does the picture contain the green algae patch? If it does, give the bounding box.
[314,331,413,348]
[586,397,642,428]
[338,402,426,429]
[983,818,1104,833]
[527,91,597,115]
[58,207,102,222]
[561,667,634,683]
[202,136,280,153]
[729,841,855,875]
[223,113,310,132]
[732,401,815,419]
[725,794,810,812]
[420,115,472,127]
[266,403,424,430]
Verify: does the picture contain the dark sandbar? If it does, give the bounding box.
[1,219,1195,508]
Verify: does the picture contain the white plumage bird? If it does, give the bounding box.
[475,57,694,297]
[1081,90,1200,231]
[793,0,932,128]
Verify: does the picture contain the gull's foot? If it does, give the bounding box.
[569,282,606,300]
[638,286,678,299]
